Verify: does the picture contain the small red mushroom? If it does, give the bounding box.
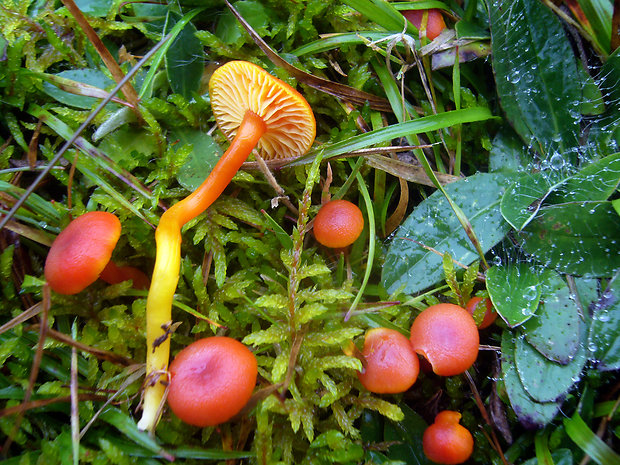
[313,200,364,248]
[357,328,419,394]
[410,303,479,376]
[402,8,446,40]
[99,260,150,290]
[423,410,474,464]
[44,211,148,294]
[465,296,498,329]
[167,336,258,427]
[45,212,121,295]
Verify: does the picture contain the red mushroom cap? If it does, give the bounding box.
[44,212,121,295]
[167,336,258,427]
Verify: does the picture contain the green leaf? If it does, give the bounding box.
[173,128,222,191]
[341,0,418,36]
[486,263,541,327]
[501,331,561,428]
[74,0,113,16]
[501,173,552,230]
[98,408,174,461]
[547,152,620,203]
[521,272,581,363]
[301,107,496,163]
[165,13,203,98]
[589,278,620,371]
[383,404,430,464]
[215,1,272,46]
[383,173,510,295]
[514,332,587,403]
[576,0,613,54]
[42,69,115,109]
[564,411,620,465]
[488,0,581,156]
[522,449,574,465]
[520,201,620,277]
[488,128,532,174]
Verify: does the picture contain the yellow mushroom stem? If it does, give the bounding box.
[138,110,267,431]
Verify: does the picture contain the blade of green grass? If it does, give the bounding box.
[342,0,418,35]
[564,411,620,465]
[298,107,495,163]
[345,159,376,321]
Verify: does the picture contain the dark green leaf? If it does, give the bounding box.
[383,173,510,294]
[216,1,272,46]
[174,128,222,191]
[383,404,431,465]
[165,14,204,98]
[514,331,587,403]
[547,152,620,203]
[488,0,581,156]
[99,408,174,461]
[520,201,620,277]
[488,128,532,174]
[522,448,574,465]
[486,263,541,327]
[501,331,561,428]
[521,272,581,363]
[501,173,552,230]
[589,278,620,371]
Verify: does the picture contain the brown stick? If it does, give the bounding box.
[60,0,142,120]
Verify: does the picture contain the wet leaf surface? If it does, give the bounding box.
[520,201,620,277]
[383,173,510,295]
[488,0,581,156]
[501,331,561,428]
[486,263,541,328]
[514,330,587,403]
[588,278,620,371]
[521,271,581,363]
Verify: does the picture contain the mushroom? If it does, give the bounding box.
[357,327,419,394]
[409,303,479,376]
[138,60,316,431]
[45,211,121,295]
[167,336,258,427]
[422,410,474,464]
[313,199,364,249]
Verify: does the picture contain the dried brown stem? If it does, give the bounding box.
[61,0,142,119]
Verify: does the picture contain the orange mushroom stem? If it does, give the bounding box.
[138,61,315,431]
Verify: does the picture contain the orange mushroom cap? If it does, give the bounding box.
[209,60,316,161]
[465,296,498,329]
[357,328,419,394]
[167,337,258,427]
[422,410,474,464]
[402,8,447,41]
[410,303,479,376]
[44,212,121,295]
[314,200,364,248]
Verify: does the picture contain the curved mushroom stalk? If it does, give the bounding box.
[138,111,266,431]
[138,61,315,432]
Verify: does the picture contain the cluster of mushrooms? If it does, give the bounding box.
[44,58,494,464]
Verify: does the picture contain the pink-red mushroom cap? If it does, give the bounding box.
[44,212,121,295]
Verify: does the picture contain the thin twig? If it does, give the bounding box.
[27,325,136,366]
[0,302,44,336]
